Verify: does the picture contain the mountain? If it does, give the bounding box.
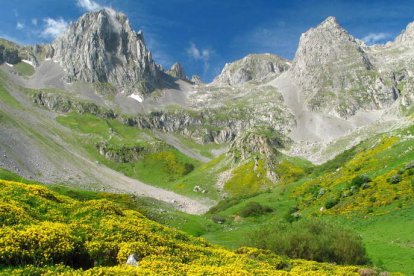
[291,16,398,118]
[213,53,290,86]
[1,9,414,274]
[166,62,188,80]
[49,8,160,94]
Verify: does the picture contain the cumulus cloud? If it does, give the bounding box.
[362,32,391,45]
[16,22,24,30]
[32,18,38,26]
[76,0,102,12]
[41,18,68,39]
[186,43,213,71]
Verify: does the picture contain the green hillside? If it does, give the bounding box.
[0,179,386,275]
[202,122,414,274]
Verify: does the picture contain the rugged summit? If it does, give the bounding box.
[393,22,414,47]
[49,8,159,94]
[291,16,398,117]
[167,62,187,80]
[213,54,290,86]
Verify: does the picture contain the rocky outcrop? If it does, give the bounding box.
[368,21,414,112]
[32,92,116,118]
[167,63,187,80]
[49,8,160,95]
[213,54,290,86]
[393,22,414,47]
[96,142,147,163]
[228,127,288,164]
[191,75,202,85]
[96,142,165,163]
[291,16,398,118]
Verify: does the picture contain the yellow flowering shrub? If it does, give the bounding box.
[0,201,31,226]
[293,136,414,215]
[0,221,78,265]
[0,179,388,275]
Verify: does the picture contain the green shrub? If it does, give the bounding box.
[239,202,273,217]
[245,219,369,265]
[351,174,371,188]
[211,214,226,224]
[207,193,263,214]
[325,198,339,209]
[284,206,300,223]
[387,174,402,184]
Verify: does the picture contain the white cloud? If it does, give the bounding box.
[362,32,391,45]
[32,18,38,26]
[41,18,69,39]
[186,43,213,71]
[187,43,211,61]
[16,22,24,30]
[76,0,102,12]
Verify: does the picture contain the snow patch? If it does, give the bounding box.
[45,58,52,61]
[129,94,143,103]
[22,59,35,67]
[5,63,13,67]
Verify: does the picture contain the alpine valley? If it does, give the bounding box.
[0,7,413,275]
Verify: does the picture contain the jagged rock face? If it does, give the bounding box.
[291,17,398,118]
[368,22,414,112]
[191,75,202,84]
[50,8,159,94]
[213,54,290,86]
[393,22,414,47]
[167,63,187,80]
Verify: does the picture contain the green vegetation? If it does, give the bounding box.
[245,219,369,265]
[239,202,273,217]
[13,62,35,77]
[224,160,272,196]
[201,124,414,274]
[56,113,222,199]
[0,168,35,184]
[0,179,369,275]
[0,84,20,108]
[173,133,226,159]
[351,174,372,188]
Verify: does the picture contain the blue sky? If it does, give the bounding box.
[1,0,414,82]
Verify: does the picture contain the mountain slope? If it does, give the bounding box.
[203,120,414,274]
[0,179,373,275]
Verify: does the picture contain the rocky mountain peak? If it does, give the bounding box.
[167,62,187,80]
[290,17,400,117]
[318,16,340,29]
[50,8,159,95]
[191,75,203,85]
[212,53,290,86]
[393,21,414,46]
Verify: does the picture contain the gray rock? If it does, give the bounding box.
[50,8,160,95]
[167,62,187,80]
[126,253,139,266]
[291,16,397,118]
[191,75,203,84]
[213,54,290,86]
